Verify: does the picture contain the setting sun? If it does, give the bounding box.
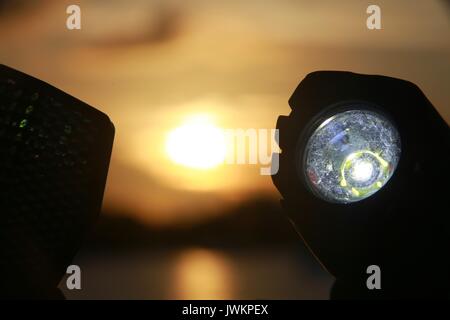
[166,115,227,170]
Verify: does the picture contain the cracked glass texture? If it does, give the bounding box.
[303,108,401,203]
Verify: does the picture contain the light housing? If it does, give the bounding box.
[0,64,114,298]
[272,71,450,298]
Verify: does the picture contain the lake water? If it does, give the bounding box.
[60,247,334,300]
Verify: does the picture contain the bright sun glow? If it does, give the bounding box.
[166,115,226,169]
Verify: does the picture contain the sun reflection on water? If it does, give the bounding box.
[172,248,233,300]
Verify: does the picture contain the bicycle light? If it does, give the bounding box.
[0,64,114,298]
[272,71,450,299]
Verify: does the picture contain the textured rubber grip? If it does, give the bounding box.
[0,64,114,297]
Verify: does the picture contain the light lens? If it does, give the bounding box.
[303,108,401,203]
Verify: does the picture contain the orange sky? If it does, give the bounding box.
[1,0,449,225]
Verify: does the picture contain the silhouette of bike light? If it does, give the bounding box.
[303,109,401,203]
